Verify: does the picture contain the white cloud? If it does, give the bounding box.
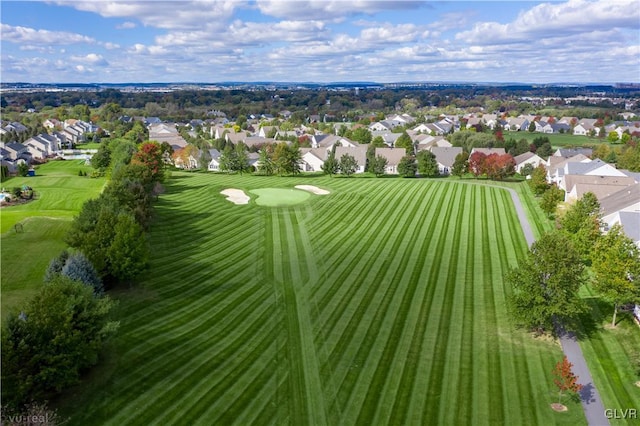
[456,0,640,44]
[1,24,96,45]
[55,1,244,30]
[116,21,137,29]
[256,0,426,21]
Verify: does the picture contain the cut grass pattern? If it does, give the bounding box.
[58,173,590,426]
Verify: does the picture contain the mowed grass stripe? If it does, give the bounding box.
[335,182,436,425]
[375,183,460,425]
[355,182,444,425]
[316,183,431,412]
[279,208,328,425]
[104,295,277,425]
[419,184,465,423]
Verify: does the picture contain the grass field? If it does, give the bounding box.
[503,131,607,148]
[55,172,589,425]
[1,160,106,317]
[0,159,104,233]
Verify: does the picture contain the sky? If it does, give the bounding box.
[1,0,639,84]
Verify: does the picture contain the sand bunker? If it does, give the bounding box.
[294,185,330,195]
[221,188,250,205]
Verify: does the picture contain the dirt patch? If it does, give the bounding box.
[550,403,568,412]
[221,188,250,205]
[294,185,330,195]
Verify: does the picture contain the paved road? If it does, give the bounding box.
[504,186,610,426]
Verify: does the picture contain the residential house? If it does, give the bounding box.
[2,122,28,134]
[311,134,358,150]
[553,148,593,158]
[563,175,636,203]
[148,123,188,151]
[599,184,640,247]
[299,148,327,172]
[556,159,627,191]
[335,146,367,174]
[470,147,506,156]
[416,135,452,151]
[431,147,463,175]
[371,131,401,147]
[375,147,407,175]
[207,149,222,171]
[258,126,277,138]
[369,121,396,132]
[546,154,592,184]
[514,152,544,174]
[43,119,62,130]
[504,117,530,132]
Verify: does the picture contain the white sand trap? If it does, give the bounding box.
[294,185,330,195]
[221,188,250,205]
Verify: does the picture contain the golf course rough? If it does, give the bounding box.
[59,173,590,426]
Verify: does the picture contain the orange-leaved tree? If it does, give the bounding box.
[552,356,583,404]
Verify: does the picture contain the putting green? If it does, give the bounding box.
[250,188,311,206]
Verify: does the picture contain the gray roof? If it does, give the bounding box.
[375,147,407,166]
[431,147,463,168]
[514,151,537,164]
[555,148,593,158]
[564,159,607,175]
[470,147,506,156]
[335,145,367,167]
[208,149,221,160]
[599,184,640,217]
[616,211,640,243]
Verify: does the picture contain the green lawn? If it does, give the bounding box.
[1,160,105,233]
[503,131,607,149]
[250,187,311,206]
[55,172,585,425]
[1,160,106,317]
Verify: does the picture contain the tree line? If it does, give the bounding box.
[506,192,640,335]
[1,139,166,412]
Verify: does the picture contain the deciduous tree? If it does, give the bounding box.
[322,150,339,176]
[507,231,587,334]
[451,151,469,177]
[371,155,388,177]
[552,356,583,404]
[540,185,564,218]
[468,151,486,178]
[417,150,439,177]
[591,224,640,327]
[338,153,358,177]
[1,276,118,409]
[398,155,417,178]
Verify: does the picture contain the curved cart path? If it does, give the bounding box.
[504,186,610,426]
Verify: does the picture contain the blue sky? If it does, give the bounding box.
[1,0,638,83]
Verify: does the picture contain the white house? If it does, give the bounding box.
[514,152,544,174]
[207,149,222,171]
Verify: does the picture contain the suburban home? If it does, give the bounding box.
[43,118,62,130]
[369,121,396,132]
[371,131,401,147]
[470,147,506,156]
[563,175,636,203]
[416,135,452,151]
[311,134,358,150]
[599,184,640,247]
[554,159,628,191]
[546,154,592,184]
[553,148,593,158]
[2,121,28,134]
[431,147,463,175]
[514,152,544,174]
[207,149,222,171]
[481,114,499,129]
[24,134,64,159]
[335,146,367,174]
[387,113,416,126]
[299,148,327,172]
[505,117,530,132]
[148,123,188,151]
[258,126,277,138]
[375,147,407,175]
